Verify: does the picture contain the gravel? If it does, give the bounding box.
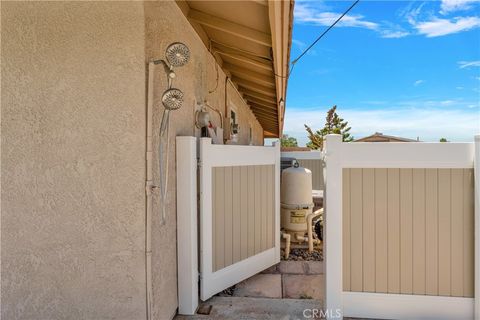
[281,248,323,261]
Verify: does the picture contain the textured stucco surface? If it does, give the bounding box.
[145,2,263,319]
[2,1,265,319]
[1,2,147,319]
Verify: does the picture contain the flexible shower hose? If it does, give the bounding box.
[159,109,170,225]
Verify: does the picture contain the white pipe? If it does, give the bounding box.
[145,61,155,320]
[295,234,307,242]
[306,208,323,253]
[282,233,291,259]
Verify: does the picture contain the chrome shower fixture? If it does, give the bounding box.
[162,88,184,110]
[165,42,190,68]
[160,88,184,133]
[153,42,190,87]
[153,42,190,226]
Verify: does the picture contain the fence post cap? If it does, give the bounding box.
[176,136,196,142]
[199,137,212,144]
[325,134,342,143]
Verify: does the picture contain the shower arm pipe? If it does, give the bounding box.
[152,59,174,89]
[203,101,223,129]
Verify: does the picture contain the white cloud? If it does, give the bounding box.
[294,3,379,30]
[414,80,425,86]
[401,2,480,37]
[412,16,480,37]
[439,99,456,105]
[402,2,427,25]
[295,3,413,39]
[458,60,480,68]
[284,104,479,145]
[295,2,480,39]
[381,30,410,38]
[440,0,479,14]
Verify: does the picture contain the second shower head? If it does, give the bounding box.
[162,88,184,110]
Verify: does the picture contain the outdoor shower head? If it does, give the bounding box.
[161,88,184,110]
[152,42,190,91]
[165,42,190,68]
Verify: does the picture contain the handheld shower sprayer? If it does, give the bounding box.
[160,88,184,135]
[153,42,190,225]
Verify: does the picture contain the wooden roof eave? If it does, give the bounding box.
[177,0,293,138]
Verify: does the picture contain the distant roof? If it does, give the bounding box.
[281,146,311,152]
[354,132,419,142]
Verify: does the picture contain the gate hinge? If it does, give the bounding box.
[197,158,202,168]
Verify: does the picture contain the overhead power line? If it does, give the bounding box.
[290,0,360,73]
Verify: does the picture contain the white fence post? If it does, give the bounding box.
[475,135,480,320]
[324,134,343,319]
[273,141,281,262]
[176,136,198,315]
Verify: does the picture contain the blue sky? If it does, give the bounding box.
[285,0,480,145]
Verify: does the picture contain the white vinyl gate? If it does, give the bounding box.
[198,138,281,300]
[176,137,281,314]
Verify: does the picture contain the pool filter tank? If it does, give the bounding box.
[280,161,313,240]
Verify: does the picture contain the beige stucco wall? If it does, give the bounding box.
[1,2,147,319]
[2,1,264,319]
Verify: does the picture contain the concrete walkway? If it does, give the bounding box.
[175,261,326,320]
[174,296,370,320]
[175,261,374,319]
[234,261,324,300]
[174,296,323,320]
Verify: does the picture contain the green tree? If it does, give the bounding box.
[304,105,354,150]
[280,134,298,147]
[439,138,448,142]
